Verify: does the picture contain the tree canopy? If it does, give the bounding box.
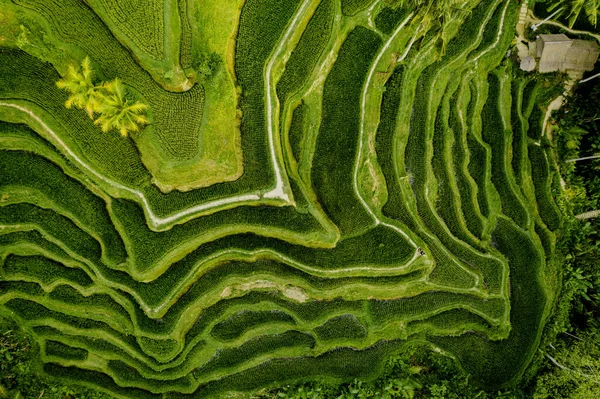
[56,57,149,137]
[538,0,600,28]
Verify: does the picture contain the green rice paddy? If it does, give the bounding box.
[0,0,564,397]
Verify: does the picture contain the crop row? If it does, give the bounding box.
[234,0,300,196]
[287,102,308,166]
[368,4,558,393]
[433,82,477,248]
[6,0,284,219]
[85,0,165,60]
[0,0,564,396]
[0,147,126,266]
[0,215,426,337]
[13,0,202,161]
[0,140,337,280]
[480,70,530,228]
[0,278,506,393]
[276,0,336,106]
[374,6,409,35]
[431,216,552,389]
[311,26,382,236]
[341,0,374,16]
[447,82,488,245]
[397,2,509,294]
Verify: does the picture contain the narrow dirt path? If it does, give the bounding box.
[263,0,317,202]
[0,102,263,230]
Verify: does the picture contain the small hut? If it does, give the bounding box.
[536,34,600,73]
[537,34,571,73]
[564,39,600,71]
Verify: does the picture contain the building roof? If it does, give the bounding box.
[535,34,599,73]
[564,39,600,71]
[538,34,570,43]
[537,35,572,72]
[520,56,536,72]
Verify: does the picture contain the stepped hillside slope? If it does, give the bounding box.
[0,0,564,397]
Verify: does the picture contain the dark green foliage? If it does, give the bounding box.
[211,310,296,341]
[448,87,487,243]
[466,96,492,219]
[0,202,102,264]
[312,26,382,236]
[341,0,375,16]
[44,340,88,361]
[257,343,527,399]
[2,255,93,289]
[433,92,480,249]
[0,0,293,219]
[510,77,529,188]
[188,340,406,398]
[403,68,506,294]
[185,292,364,345]
[452,99,487,239]
[111,193,410,277]
[481,71,529,228]
[107,359,194,392]
[528,144,562,232]
[535,221,555,259]
[0,317,114,399]
[44,363,161,399]
[369,292,506,326]
[138,336,179,361]
[376,66,416,229]
[528,106,545,140]
[432,217,549,389]
[288,102,308,165]
[0,0,568,395]
[375,6,409,34]
[277,0,335,105]
[314,314,367,341]
[0,147,126,265]
[196,331,316,377]
[422,308,493,332]
[235,0,299,182]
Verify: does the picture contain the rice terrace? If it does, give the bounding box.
[0,0,599,397]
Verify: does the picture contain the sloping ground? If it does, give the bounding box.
[81,0,185,88]
[0,0,562,397]
[3,0,242,192]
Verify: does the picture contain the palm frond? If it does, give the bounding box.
[584,0,599,27]
[56,57,149,137]
[81,57,93,84]
[127,102,149,113]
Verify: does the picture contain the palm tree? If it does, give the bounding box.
[93,79,149,137]
[390,0,469,55]
[56,57,100,118]
[56,57,149,137]
[548,0,600,28]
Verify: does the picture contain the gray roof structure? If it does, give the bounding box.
[536,34,599,73]
[520,56,536,72]
[564,39,600,71]
[537,34,571,73]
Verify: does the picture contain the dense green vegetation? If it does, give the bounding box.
[536,0,600,27]
[0,0,594,397]
[56,57,149,137]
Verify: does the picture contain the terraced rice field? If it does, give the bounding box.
[0,0,563,397]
